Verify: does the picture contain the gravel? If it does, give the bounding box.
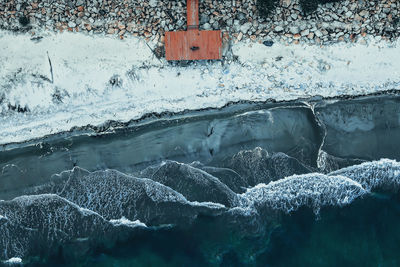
[0,0,398,51]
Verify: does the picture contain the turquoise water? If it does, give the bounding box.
[38,192,400,267]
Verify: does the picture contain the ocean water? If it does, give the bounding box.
[1,94,400,266]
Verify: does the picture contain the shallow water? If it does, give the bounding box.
[1,93,400,266]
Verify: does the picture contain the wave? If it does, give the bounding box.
[109,217,147,228]
[139,160,239,207]
[0,194,116,261]
[27,167,226,226]
[223,147,314,188]
[241,173,367,214]
[2,154,400,262]
[329,159,400,191]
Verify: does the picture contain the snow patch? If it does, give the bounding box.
[0,31,399,145]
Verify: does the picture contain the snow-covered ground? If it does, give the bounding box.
[0,30,399,146]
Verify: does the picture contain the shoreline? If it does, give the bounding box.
[2,89,399,151]
[0,29,400,145]
[0,0,399,145]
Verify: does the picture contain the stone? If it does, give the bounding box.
[345,11,353,18]
[300,29,309,36]
[76,0,84,6]
[149,0,157,8]
[240,22,252,34]
[263,40,274,47]
[274,26,284,32]
[237,32,243,41]
[314,30,323,37]
[68,21,76,28]
[289,26,299,34]
[359,10,369,17]
[237,12,246,21]
[282,0,291,8]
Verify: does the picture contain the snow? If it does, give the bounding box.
[0,30,399,145]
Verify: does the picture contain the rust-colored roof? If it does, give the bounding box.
[165,0,222,61]
[165,30,222,60]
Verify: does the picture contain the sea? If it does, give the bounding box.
[1,93,400,266]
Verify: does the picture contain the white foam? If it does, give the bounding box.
[329,158,400,191]
[110,217,147,228]
[3,257,22,264]
[0,31,399,145]
[242,173,366,214]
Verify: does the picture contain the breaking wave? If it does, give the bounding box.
[1,148,399,262]
[1,90,400,264]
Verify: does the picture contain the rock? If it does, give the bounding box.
[263,40,274,47]
[237,12,246,21]
[149,0,157,8]
[200,14,208,24]
[68,21,76,28]
[282,0,291,8]
[240,22,252,34]
[274,26,284,32]
[314,30,323,37]
[345,11,353,18]
[293,33,301,39]
[359,10,369,17]
[289,26,299,34]
[76,0,84,6]
[301,29,309,36]
[203,23,211,30]
[237,32,243,41]
[18,16,30,26]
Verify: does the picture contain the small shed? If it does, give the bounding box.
[165,0,222,61]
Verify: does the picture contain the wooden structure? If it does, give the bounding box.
[165,0,222,61]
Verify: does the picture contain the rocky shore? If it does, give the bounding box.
[0,0,399,52]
